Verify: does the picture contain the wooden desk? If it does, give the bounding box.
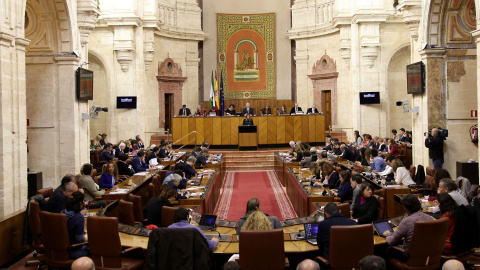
[172,114,326,146]
[178,168,223,214]
[274,153,300,186]
[285,167,334,217]
[159,152,186,166]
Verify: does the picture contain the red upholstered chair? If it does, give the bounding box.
[36,187,53,198]
[128,194,144,223]
[387,218,449,270]
[316,224,374,269]
[375,195,386,220]
[239,229,286,270]
[148,183,156,198]
[161,206,178,227]
[409,165,416,181]
[87,216,144,270]
[25,201,45,267]
[338,203,351,218]
[118,199,136,226]
[418,166,436,196]
[39,211,86,268]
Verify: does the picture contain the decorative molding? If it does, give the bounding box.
[0,32,16,47]
[396,0,422,40]
[143,29,155,71]
[288,0,339,39]
[339,26,351,69]
[359,23,381,68]
[115,49,134,72]
[77,0,100,47]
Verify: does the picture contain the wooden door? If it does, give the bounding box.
[165,93,173,131]
[323,91,331,129]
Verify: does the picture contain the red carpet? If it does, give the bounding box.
[214,170,297,221]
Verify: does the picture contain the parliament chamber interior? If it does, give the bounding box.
[1,0,480,269]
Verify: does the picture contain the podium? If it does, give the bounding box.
[238,125,257,151]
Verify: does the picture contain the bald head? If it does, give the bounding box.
[432,128,440,136]
[441,259,465,270]
[72,257,95,270]
[296,259,320,270]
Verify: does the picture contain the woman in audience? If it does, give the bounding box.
[61,191,89,258]
[136,135,145,149]
[194,105,205,116]
[437,193,458,254]
[241,211,273,231]
[322,162,340,189]
[124,140,132,154]
[389,139,400,157]
[236,198,282,233]
[352,183,378,224]
[379,138,389,153]
[143,186,177,227]
[99,161,119,189]
[90,139,100,150]
[332,170,353,202]
[300,150,312,168]
[354,130,364,146]
[278,104,288,115]
[356,147,370,166]
[392,159,415,185]
[117,153,134,176]
[242,113,253,126]
[225,104,236,116]
[292,145,303,162]
[309,162,321,180]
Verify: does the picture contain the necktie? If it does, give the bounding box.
[184,109,186,115]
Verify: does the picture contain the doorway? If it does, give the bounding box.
[322,90,332,129]
[165,93,173,130]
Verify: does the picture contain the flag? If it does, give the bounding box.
[215,70,220,111]
[220,70,224,116]
[209,70,215,110]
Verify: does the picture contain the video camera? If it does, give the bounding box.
[424,128,448,139]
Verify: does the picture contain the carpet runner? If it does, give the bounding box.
[214,170,297,221]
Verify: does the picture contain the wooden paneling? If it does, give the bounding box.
[230,117,240,145]
[309,116,316,143]
[257,117,268,144]
[285,116,294,143]
[301,115,310,143]
[221,118,231,145]
[204,118,213,144]
[315,115,325,142]
[0,210,29,266]
[171,115,326,146]
[172,118,182,144]
[196,118,205,144]
[276,116,286,144]
[267,117,277,144]
[212,118,222,145]
[202,99,296,116]
[181,118,189,144]
[293,116,302,143]
[188,118,196,145]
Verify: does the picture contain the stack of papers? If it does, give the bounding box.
[189,192,204,197]
[109,189,129,194]
[135,172,149,176]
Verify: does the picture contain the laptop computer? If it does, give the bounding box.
[373,220,394,236]
[198,214,217,230]
[303,222,319,245]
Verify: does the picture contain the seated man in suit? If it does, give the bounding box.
[290,102,303,114]
[99,143,115,162]
[261,104,272,115]
[114,142,125,158]
[178,104,191,116]
[316,203,358,260]
[306,104,319,114]
[78,163,105,201]
[146,146,160,164]
[184,156,198,179]
[44,181,79,213]
[339,144,355,161]
[157,142,168,158]
[130,150,149,172]
[242,102,254,116]
[195,149,212,169]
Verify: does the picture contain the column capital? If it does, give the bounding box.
[419,48,447,59]
[396,0,422,40]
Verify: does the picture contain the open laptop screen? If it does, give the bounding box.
[304,223,319,239]
[199,214,217,227]
[373,220,394,236]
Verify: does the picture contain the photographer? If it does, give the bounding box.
[424,128,444,169]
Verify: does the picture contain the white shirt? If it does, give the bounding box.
[448,190,469,206]
[378,165,393,176]
[394,167,415,186]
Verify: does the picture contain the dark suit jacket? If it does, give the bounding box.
[352,195,379,224]
[290,107,303,114]
[117,160,134,176]
[327,172,340,189]
[158,148,167,158]
[130,156,148,172]
[306,108,319,114]
[316,213,358,260]
[425,136,444,160]
[99,149,115,162]
[195,155,208,169]
[340,149,355,161]
[178,108,191,116]
[143,197,172,227]
[146,152,158,164]
[262,108,272,115]
[242,107,254,116]
[114,147,124,158]
[184,163,197,179]
[242,118,254,126]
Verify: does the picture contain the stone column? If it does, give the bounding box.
[185,41,201,108]
[416,48,446,169]
[472,29,480,186]
[396,0,422,62]
[294,40,309,106]
[77,0,100,61]
[55,55,87,181]
[0,33,29,216]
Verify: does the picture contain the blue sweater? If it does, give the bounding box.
[99,173,115,189]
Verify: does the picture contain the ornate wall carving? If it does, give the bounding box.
[308,54,338,125]
[157,58,187,128]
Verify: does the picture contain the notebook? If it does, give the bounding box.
[373,220,394,236]
[303,223,319,245]
[198,214,217,230]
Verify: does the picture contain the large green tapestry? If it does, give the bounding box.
[217,13,276,99]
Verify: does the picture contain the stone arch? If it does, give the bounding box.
[386,44,412,133]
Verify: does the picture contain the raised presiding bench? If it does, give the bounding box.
[172,114,326,146]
